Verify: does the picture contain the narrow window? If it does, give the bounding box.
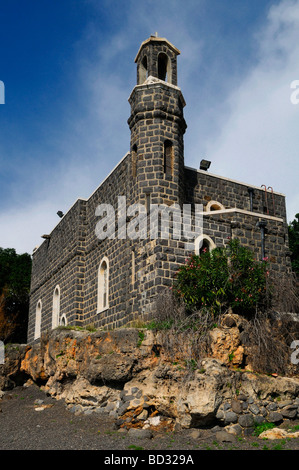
[158,53,168,81]
[34,300,42,340]
[97,257,109,312]
[164,140,173,176]
[146,192,151,214]
[132,250,135,285]
[60,314,68,327]
[132,144,138,177]
[52,285,60,329]
[139,55,148,84]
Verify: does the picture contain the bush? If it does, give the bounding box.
[150,289,217,370]
[173,238,269,317]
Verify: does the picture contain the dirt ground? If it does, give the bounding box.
[1,384,299,458]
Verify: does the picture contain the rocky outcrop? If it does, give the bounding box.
[1,318,299,437]
[259,427,299,440]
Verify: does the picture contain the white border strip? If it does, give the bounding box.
[202,207,283,222]
[185,166,285,197]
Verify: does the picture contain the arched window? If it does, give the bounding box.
[206,200,225,212]
[34,300,42,340]
[60,313,68,327]
[52,285,60,329]
[139,55,148,83]
[97,257,109,312]
[163,140,173,176]
[158,53,169,82]
[195,234,216,256]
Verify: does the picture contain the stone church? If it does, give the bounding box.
[27,35,291,342]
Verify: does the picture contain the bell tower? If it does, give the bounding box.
[135,33,180,86]
[127,35,187,207]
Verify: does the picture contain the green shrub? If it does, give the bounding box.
[173,238,269,317]
[137,330,145,347]
[253,422,276,436]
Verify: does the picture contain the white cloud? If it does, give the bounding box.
[0,201,60,254]
[189,0,299,222]
[0,2,206,254]
[1,0,298,255]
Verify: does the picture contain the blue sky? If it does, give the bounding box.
[0,0,298,254]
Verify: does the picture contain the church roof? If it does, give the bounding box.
[134,35,181,63]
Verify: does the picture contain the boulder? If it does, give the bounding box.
[259,428,299,440]
[215,430,236,443]
[208,327,244,367]
[127,428,153,439]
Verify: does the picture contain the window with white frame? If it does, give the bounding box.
[97,257,109,312]
[34,300,42,340]
[195,234,216,255]
[206,200,225,212]
[60,313,68,327]
[52,285,60,329]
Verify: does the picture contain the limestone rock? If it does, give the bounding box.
[3,327,299,435]
[259,428,299,440]
[208,327,244,366]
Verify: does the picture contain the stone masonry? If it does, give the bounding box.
[27,35,292,342]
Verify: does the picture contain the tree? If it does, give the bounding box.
[0,248,32,343]
[289,214,299,275]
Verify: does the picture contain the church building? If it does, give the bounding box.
[27,35,291,342]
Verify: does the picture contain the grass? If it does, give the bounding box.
[288,424,299,432]
[272,440,286,450]
[137,330,145,347]
[253,422,276,436]
[56,324,97,333]
[127,445,144,450]
[146,319,174,330]
[55,351,64,358]
[185,358,198,370]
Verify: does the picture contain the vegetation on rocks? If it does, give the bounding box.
[145,237,299,378]
[172,238,270,316]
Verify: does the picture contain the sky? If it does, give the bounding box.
[0,0,298,254]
